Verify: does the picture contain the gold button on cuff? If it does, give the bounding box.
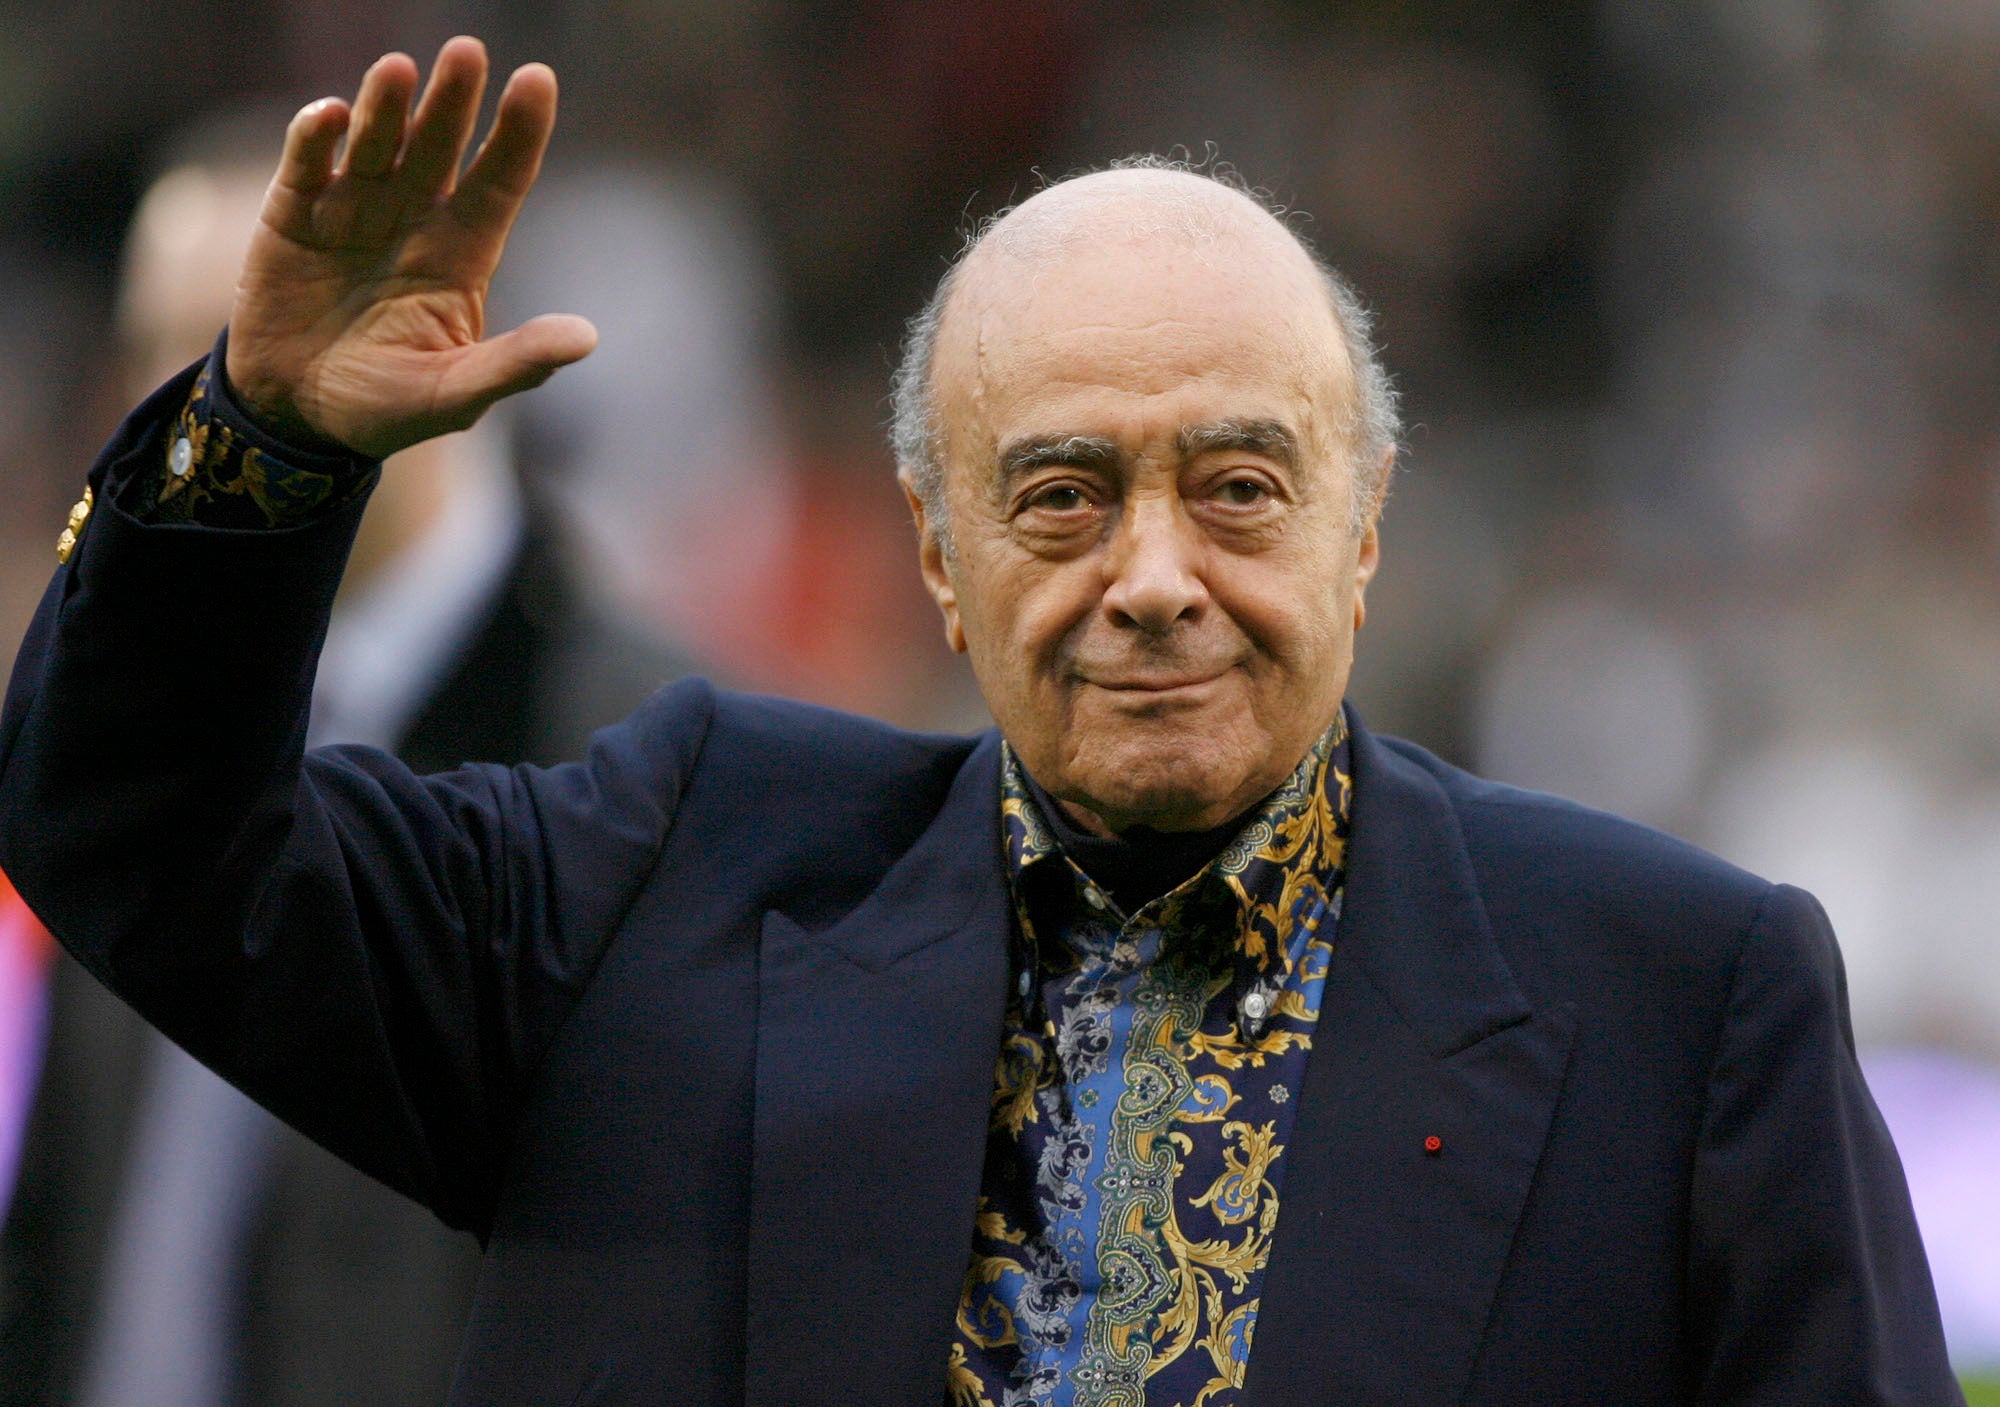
[55,485,93,564]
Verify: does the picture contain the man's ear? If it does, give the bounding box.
[900,474,966,654]
[1351,448,1391,632]
[1344,451,1392,627]
[1352,517,1380,632]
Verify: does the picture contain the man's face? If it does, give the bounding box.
[911,192,1380,833]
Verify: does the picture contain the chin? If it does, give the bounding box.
[1066,737,1256,832]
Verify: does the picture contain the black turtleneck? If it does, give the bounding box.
[1019,768,1248,916]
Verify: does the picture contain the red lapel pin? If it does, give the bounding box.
[1423,1134,1443,1156]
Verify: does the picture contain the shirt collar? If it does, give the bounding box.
[999,709,1354,1010]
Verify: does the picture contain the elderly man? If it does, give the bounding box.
[0,39,1960,1407]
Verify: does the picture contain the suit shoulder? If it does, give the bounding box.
[642,687,992,922]
[598,679,981,801]
[701,686,977,757]
[1376,734,1772,929]
[700,687,982,787]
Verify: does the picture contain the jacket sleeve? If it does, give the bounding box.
[137,333,377,529]
[0,373,714,1234]
[1686,882,1964,1404]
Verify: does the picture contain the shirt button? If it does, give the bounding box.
[1017,968,1032,998]
[1083,886,1107,910]
[1241,989,1271,1022]
[169,436,194,477]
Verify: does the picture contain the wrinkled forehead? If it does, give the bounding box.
[933,174,1352,450]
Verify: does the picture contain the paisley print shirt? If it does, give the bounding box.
[951,718,1353,1407]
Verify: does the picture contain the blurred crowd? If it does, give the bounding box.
[1,0,1996,1397]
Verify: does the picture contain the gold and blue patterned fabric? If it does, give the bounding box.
[138,340,372,529]
[951,717,1353,1407]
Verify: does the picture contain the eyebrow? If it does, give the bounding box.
[996,434,1125,486]
[1177,418,1299,469]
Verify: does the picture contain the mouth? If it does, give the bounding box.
[1081,669,1230,695]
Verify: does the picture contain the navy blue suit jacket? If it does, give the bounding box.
[0,374,1962,1404]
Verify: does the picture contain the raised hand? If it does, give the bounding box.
[225,37,597,459]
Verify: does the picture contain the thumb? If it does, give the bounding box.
[437,312,599,419]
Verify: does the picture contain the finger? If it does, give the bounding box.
[397,35,489,201]
[339,52,419,179]
[450,63,559,234]
[263,98,350,231]
[436,313,599,419]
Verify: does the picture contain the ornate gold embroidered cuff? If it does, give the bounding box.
[140,334,374,529]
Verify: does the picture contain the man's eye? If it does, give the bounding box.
[1216,478,1269,506]
[1029,485,1089,512]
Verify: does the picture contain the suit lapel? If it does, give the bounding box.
[1246,723,1575,1407]
[744,733,1012,1407]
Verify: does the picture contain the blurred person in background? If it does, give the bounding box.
[0,114,686,1407]
[495,160,793,684]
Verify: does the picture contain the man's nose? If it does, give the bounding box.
[1100,492,1208,631]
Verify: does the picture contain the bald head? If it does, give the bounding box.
[890,160,1399,544]
[969,164,1302,266]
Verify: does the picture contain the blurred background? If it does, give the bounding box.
[0,0,1996,1400]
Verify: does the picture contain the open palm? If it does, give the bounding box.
[226,37,597,460]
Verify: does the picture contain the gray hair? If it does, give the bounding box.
[889,156,1401,547]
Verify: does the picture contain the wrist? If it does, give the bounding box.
[221,332,357,458]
